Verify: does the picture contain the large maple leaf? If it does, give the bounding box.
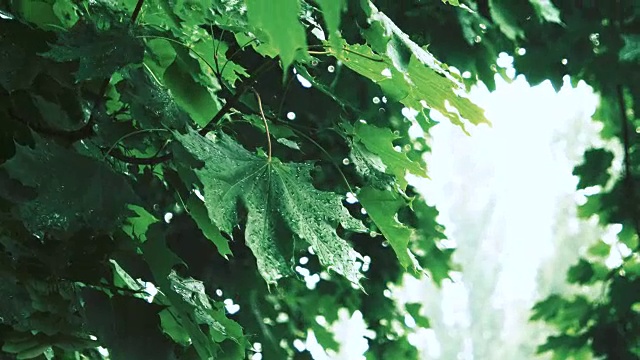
[175,130,366,285]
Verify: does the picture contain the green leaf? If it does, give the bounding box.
[142,225,247,359]
[175,130,367,285]
[1,134,137,235]
[43,19,144,81]
[566,259,596,285]
[620,34,640,63]
[353,121,426,190]
[192,39,249,88]
[0,21,48,91]
[489,0,526,40]
[573,148,614,189]
[587,240,611,258]
[405,303,431,328]
[336,4,490,132]
[186,195,233,259]
[245,0,307,70]
[122,205,158,243]
[412,199,454,285]
[529,0,563,24]
[162,46,221,128]
[619,225,639,249]
[358,186,418,270]
[82,290,176,359]
[117,68,190,129]
[317,0,345,51]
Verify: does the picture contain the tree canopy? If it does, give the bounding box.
[0,0,638,359]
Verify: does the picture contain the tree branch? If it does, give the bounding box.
[130,0,145,24]
[616,85,640,246]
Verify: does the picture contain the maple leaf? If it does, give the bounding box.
[43,19,144,81]
[174,130,367,285]
[1,135,137,235]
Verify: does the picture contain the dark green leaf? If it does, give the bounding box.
[573,148,614,189]
[43,20,144,81]
[1,134,137,235]
[566,259,596,285]
[186,195,233,259]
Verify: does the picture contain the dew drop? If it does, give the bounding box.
[286,112,296,120]
[342,158,350,165]
[327,65,335,73]
[372,97,380,104]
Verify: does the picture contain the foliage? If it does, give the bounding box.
[2,0,638,358]
[0,0,482,359]
[395,0,639,358]
[369,0,640,358]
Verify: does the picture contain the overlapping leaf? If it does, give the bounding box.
[0,134,137,235]
[352,121,426,190]
[331,3,489,133]
[43,19,144,81]
[245,0,307,70]
[174,130,367,285]
[141,225,248,358]
[358,186,418,270]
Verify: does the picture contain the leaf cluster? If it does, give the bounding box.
[0,0,480,359]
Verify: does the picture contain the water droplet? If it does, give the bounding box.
[360,208,367,215]
[372,97,380,104]
[561,58,568,65]
[327,65,335,73]
[474,36,482,43]
[286,112,296,120]
[342,158,350,165]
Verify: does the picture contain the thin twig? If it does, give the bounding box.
[106,148,173,165]
[287,126,354,193]
[219,38,260,77]
[250,88,272,161]
[102,128,169,160]
[199,59,278,135]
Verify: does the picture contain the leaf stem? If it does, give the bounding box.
[287,126,354,193]
[102,128,169,160]
[251,88,272,161]
[199,59,277,135]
